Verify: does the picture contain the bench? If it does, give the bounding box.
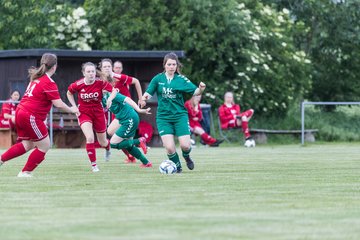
[250,128,319,144]
[51,110,85,148]
[0,128,17,149]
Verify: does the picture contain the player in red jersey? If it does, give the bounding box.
[218,91,255,147]
[100,59,146,164]
[185,95,224,147]
[0,90,20,129]
[67,62,117,172]
[0,53,78,177]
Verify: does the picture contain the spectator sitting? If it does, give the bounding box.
[218,91,255,147]
[185,95,224,147]
[0,90,20,129]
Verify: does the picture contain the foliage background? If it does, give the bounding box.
[0,0,359,117]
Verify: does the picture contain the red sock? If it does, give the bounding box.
[86,143,96,163]
[105,139,110,151]
[200,133,216,145]
[242,121,251,139]
[94,140,110,150]
[1,142,27,162]
[122,149,135,160]
[22,148,46,172]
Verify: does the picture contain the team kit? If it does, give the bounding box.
[0,52,253,177]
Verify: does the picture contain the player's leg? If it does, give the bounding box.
[176,116,195,170]
[93,111,111,161]
[161,134,181,172]
[107,118,136,163]
[0,109,35,166]
[193,126,222,146]
[80,122,98,172]
[18,136,51,177]
[239,109,254,138]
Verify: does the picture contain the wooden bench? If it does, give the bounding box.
[51,110,85,148]
[250,128,319,144]
[0,128,17,149]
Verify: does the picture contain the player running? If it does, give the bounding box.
[141,52,206,173]
[0,53,78,177]
[103,92,152,168]
[67,62,117,172]
[99,58,145,163]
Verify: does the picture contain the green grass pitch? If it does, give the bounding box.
[0,144,360,240]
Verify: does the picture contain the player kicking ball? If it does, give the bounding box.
[103,92,152,168]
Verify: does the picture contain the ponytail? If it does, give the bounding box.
[28,53,57,81]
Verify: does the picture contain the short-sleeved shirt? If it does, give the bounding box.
[113,74,133,98]
[68,78,113,113]
[145,73,197,121]
[102,92,135,123]
[18,74,61,121]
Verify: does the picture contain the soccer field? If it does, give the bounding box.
[0,144,359,240]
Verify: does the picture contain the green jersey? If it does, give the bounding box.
[102,92,135,122]
[145,73,197,120]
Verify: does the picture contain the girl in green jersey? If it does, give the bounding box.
[142,52,206,173]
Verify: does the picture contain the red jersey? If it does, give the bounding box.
[18,74,61,121]
[113,74,133,97]
[184,100,203,122]
[0,98,17,119]
[68,78,113,112]
[218,104,241,129]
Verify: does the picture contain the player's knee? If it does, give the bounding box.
[241,116,248,121]
[86,136,94,143]
[180,142,191,150]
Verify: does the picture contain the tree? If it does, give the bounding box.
[262,0,360,105]
[0,0,57,49]
[85,0,312,116]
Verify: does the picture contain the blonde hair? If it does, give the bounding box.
[28,53,57,81]
[163,52,183,74]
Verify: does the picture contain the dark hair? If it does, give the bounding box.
[10,89,21,100]
[163,52,183,74]
[98,58,115,83]
[28,53,57,81]
[99,58,113,68]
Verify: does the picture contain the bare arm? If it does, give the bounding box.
[124,97,151,114]
[106,88,118,108]
[52,99,78,114]
[131,78,145,107]
[193,82,206,96]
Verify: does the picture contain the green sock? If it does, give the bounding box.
[110,139,134,150]
[127,146,149,164]
[133,139,140,146]
[168,152,181,169]
[182,147,191,158]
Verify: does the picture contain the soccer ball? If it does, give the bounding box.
[159,160,177,174]
[244,139,256,148]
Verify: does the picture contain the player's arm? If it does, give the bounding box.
[2,104,12,119]
[52,98,79,115]
[141,76,158,103]
[219,106,234,122]
[193,82,206,96]
[124,97,151,115]
[131,78,145,108]
[106,88,118,109]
